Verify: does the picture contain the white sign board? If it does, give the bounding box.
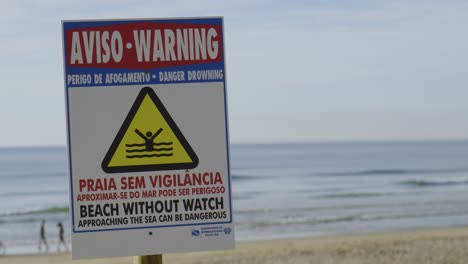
[62,17,234,259]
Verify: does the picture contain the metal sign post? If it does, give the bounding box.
[135,254,163,264]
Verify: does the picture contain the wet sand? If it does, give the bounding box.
[3,227,468,264]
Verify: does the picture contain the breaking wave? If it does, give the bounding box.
[0,206,69,218]
[400,179,468,187]
[320,168,468,176]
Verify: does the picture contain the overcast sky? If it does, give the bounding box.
[1,0,467,146]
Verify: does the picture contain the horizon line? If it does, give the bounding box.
[1,138,468,149]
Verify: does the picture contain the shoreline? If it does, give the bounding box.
[3,227,468,263]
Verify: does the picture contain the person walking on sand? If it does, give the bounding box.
[57,222,68,252]
[38,219,48,253]
[0,240,5,255]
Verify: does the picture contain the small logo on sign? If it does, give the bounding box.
[223,227,232,234]
[191,229,201,237]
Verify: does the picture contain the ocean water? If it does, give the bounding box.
[1,141,468,255]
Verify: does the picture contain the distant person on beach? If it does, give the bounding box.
[57,222,68,252]
[38,219,48,253]
[0,240,5,255]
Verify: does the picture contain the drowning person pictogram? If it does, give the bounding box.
[125,128,174,158]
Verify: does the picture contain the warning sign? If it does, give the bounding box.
[62,17,233,260]
[102,87,199,173]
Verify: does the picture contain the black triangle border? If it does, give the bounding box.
[101,87,199,173]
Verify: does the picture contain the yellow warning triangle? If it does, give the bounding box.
[102,87,198,173]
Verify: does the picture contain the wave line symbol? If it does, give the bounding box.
[126,153,174,158]
[126,142,173,147]
[126,147,173,153]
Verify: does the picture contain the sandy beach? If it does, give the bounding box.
[3,227,468,264]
